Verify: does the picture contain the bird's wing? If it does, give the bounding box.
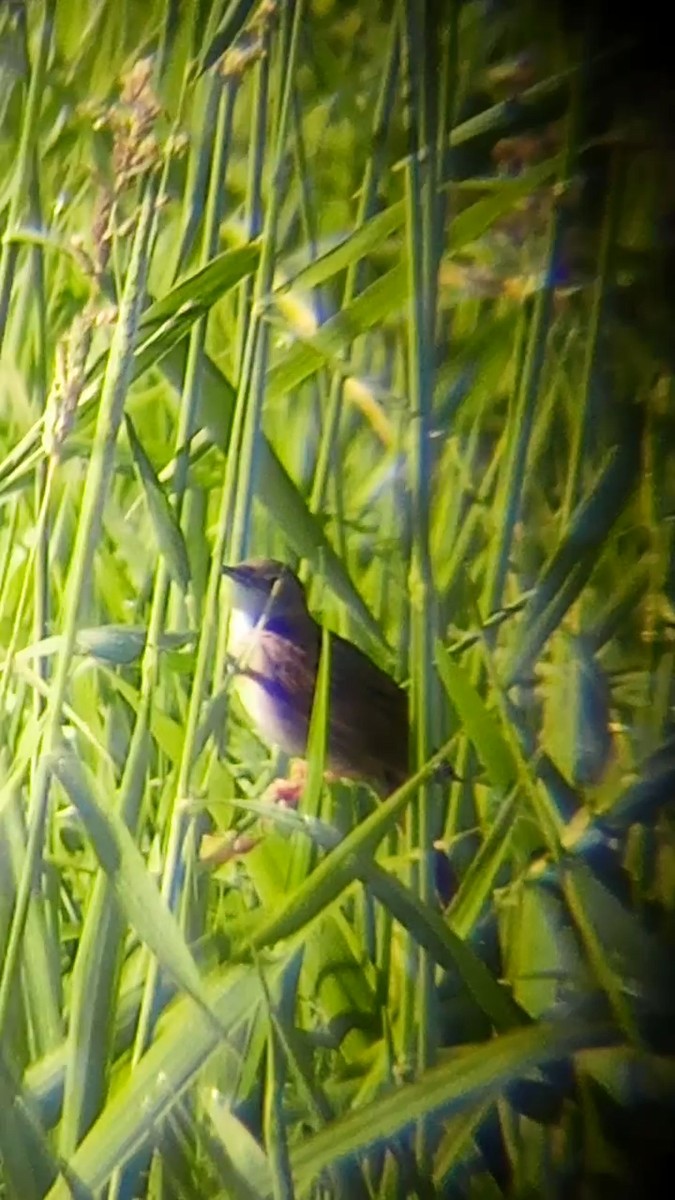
[251,625,409,792]
[326,633,409,790]
[256,628,318,720]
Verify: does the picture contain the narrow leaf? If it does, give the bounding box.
[125,414,190,593]
[435,640,518,791]
[291,1019,615,1192]
[49,751,217,1028]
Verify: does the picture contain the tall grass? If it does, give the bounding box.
[1,1,674,1198]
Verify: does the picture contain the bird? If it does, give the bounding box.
[217,558,457,904]
[221,558,409,794]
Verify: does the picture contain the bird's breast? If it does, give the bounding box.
[227,612,310,756]
[234,673,297,748]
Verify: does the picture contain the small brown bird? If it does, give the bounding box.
[222,559,408,793]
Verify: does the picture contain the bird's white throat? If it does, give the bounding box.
[226,606,257,657]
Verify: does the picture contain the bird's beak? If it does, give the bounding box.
[222,564,256,604]
[221,563,245,582]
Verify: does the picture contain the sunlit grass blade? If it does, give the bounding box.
[448,792,518,938]
[125,413,190,592]
[43,956,297,1199]
[506,413,644,685]
[205,1090,274,1200]
[0,3,671,1195]
[435,640,518,792]
[290,1018,616,1193]
[0,1050,61,1200]
[49,751,217,1027]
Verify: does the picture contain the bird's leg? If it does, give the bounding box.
[201,757,340,867]
[199,761,308,866]
[198,762,306,866]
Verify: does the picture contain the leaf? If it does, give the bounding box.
[226,796,523,1031]
[266,263,407,403]
[290,1018,615,1193]
[362,860,523,1031]
[228,742,455,959]
[128,243,260,384]
[448,793,518,938]
[43,971,256,1199]
[125,414,190,592]
[603,737,675,833]
[161,348,393,654]
[16,626,194,666]
[448,156,563,251]
[506,412,644,685]
[274,200,405,294]
[205,1092,273,1200]
[101,669,185,763]
[448,65,579,148]
[0,1050,61,1200]
[49,750,218,1028]
[543,636,613,786]
[43,955,300,1199]
[435,640,518,791]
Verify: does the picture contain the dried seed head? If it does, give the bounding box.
[220,32,265,80]
[43,314,95,459]
[92,187,114,277]
[105,57,162,192]
[120,58,158,113]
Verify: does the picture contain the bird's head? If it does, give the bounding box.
[221,559,309,632]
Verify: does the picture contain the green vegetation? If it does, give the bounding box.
[1,1,674,1197]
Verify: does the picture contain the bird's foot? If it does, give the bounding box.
[262,758,309,808]
[200,757,334,867]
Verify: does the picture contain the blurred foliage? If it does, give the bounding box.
[1,0,675,1198]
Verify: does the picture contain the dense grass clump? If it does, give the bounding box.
[1,2,674,1197]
